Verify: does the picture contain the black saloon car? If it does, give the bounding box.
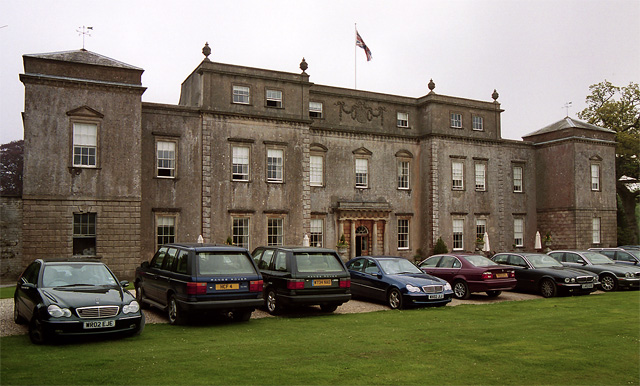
[14,259,145,344]
[135,243,264,324]
[346,256,453,309]
[491,252,599,298]
[251,246,351,314]
[548,250,640,291]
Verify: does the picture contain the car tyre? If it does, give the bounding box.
[13,299,26,325]
[387,288,403,309]
[132,312,146,336]
[135,282,149,309]
[539,278,557,298]
[266,288,283,315]
[320,303,339,313]
[29,315,48,345]
[167,295,187,325]
[453,280,470,299]
[231,310,252,322]
[599,274,618,292]
[485,290,502,298]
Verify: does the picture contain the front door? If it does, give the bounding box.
[355,226,369,256]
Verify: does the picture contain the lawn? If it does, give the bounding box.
[1,291,638,385]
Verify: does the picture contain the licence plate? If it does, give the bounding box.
[216,283,239,290]
[83,320,115,329]
[312,279,332,286]
[496,273,508,278]
[429,294,444,300]
[582,283,594,289]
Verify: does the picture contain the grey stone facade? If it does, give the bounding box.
[16,46,617,280]
[1,196,22,280]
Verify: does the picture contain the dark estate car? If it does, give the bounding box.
[135,243,264,324]
[251,246,351,314]
[492,252,599,298]
[14,259,145,344]
[418,253,516,299]
[588,248,640,266]
[346,256,453,309]
[548,250,640,292]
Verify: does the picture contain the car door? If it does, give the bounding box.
[433,255,461,283]
[356,259,388,302]
[143,248,169,303]
[614,251,639,266]
[507,254,536,291]
[347,258,368,297]
[419,256,442,277]
[15,261,42,322]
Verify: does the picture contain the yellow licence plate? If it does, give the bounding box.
[215,283,239,290]
[496,273,508,278]
[312,279,332,286]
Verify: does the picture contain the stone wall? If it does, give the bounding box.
[1,196,23,282]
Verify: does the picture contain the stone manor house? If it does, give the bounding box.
[15,43,617,279]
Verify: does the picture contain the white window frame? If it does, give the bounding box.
[232,217,250,249]
[397,160,410,190]
[156,215,176,249]
[232,146,250,181]
[514,218,524,247]
[453,219,464,251]
[266,89,283,108]
[397,112,409,128]
[233,85,250,104]
[592,217,601,244]
[73,212,97,256]
[475,163,486,191]
[476,218,487,243]
[267,148,284,183]
[309,102,323,118]
[267,217,284,246]
[591,164,600,191]
[72,122,98,167]
[310,218,324,247]
[310,154,324,187]
[513,165,524,193]
[452,161,464,190]
[450,113,462,128]
[472,115,484,131]
[156,140,176,178]
[397,218,410,250]
[355,158,369,188]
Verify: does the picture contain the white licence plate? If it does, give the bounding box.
[83,320,115,329]
[582,283,594,289]
[429,294,444,300]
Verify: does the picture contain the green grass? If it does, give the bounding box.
[2,292,639,385]
[0,286,15,299]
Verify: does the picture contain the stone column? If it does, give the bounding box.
[350,220,356,259]
[372,221,378,255]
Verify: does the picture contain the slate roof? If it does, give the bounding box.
[23,49,142,71]
[524,116,615,138]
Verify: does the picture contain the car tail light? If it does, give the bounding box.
[249,280,263,292]
[482,271,492,280]
[339,278,351,288]
[509,270,516,278]
[287,279,305,290]
[187,282,207,295]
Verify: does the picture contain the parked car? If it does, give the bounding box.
[346,256,453,309]
[418,253,516,299]
[251,246,351,314]
[135,243,263,324]
[548,250,640,292]
[14,259,145,344]
[491,252,599,298]
[618,245,640,250]
[588,248,640,266]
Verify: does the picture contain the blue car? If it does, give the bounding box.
[346,256,453,309]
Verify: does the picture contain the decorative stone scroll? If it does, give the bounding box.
[336,101,385,125]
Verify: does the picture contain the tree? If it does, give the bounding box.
[578,81,639,245]
[0,140,23,196]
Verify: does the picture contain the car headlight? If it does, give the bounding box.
[123,300,140,314]
[444,282,452,291]
[47,304,71,318]
[625,272,633,278]
[564,278,570,283]
[406,284,421,293]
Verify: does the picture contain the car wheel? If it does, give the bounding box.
[167,295,186,325]
[133,312,145,336]
[387,288,403,309]
[599,274,618,292]
[29,315,48,345]
[135,282,149,309]
[539,279,557,298]
[266,289,282,315]
[13,299,26,325]
[231,310,252,322]
[453,280,470,299]
[320,303,339,313]
[486,290,502,298]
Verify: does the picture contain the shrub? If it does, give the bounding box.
[433,237,448,255]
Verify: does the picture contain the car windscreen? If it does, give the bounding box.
[378,258,423,275]
[294,252,345,273]
[583,252,614,265]
[464,255,498,267]
[527,254,563,268]
[42,263,118,288]
[197,252,257,275]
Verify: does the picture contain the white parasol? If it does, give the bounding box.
[535,231,542,250]
[482,232,490,252]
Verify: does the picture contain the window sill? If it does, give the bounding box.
[155,176,178,180]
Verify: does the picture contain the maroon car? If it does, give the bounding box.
[418,254,516,299]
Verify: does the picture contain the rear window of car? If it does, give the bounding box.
[294,252,344,273]
[197,252,257,275]
[465,255,498,267]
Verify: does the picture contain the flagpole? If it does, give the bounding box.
[354,23,357,90]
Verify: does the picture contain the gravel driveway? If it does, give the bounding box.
[1,291,541,337]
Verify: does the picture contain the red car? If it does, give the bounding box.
[418,254,516,299]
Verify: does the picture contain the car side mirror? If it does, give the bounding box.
[376,273,383,279]
[120,280,129,288]
[141,261,149,268]
[577,259,586,265]
[21,283,36,290]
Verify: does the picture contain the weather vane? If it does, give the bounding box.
[76,25,93,50]
[563,101,572,117]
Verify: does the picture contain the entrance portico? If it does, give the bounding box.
[335,201,391,260]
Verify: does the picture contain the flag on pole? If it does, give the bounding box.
[356,30,372,61]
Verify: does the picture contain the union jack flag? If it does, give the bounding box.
[356,30,372,61]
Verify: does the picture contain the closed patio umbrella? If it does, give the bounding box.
[535,231,542,250]
[482,232,490,252]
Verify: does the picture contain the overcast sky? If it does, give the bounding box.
[1,0,638,145]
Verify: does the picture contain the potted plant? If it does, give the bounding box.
[475,236,485,251]
[543,232,553,252]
